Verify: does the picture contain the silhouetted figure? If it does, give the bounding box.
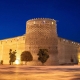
[9,60,11,65]
[71,58,74,65]
[71,58,73,62]
[1,60,3,65]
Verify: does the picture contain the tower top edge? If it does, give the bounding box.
[27,18,56,22]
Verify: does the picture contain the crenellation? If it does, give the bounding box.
[27,18,56,26]
[58,37,80,47]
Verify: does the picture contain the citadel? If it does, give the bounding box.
[0,18,80,65]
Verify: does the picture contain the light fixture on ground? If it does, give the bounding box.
[15,59,20,65]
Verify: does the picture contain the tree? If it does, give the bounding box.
[9,49,16,65]
[37,49,49,65]
[9,49,12,65]
[21,51,33,65]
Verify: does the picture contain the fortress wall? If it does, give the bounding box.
[58,37,80,64]
[0,18,80,66]
[25,18,59,66]
[78,47,80,62]
[0,35,25,64]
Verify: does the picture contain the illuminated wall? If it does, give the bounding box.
[0,35,25,64]
[78,47,80,62]
[0,18,80,65]
[25,18,58,65]
[58,37,80,64]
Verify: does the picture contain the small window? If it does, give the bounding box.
[52,22,54,24]
[34,21,35,24]
[63,39,65,41]
[43,20,45,24]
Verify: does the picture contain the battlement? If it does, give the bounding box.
[58,37,80,47]
[0,34,25,45]
[26,18,56,25]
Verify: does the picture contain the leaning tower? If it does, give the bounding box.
[25,18,59,65]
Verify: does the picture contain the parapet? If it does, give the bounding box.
[58,37,80,47]
[0,34,25,45]
[26,18,56,25]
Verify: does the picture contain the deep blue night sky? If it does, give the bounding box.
[0,0,80,42]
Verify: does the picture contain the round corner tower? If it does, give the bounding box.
[25,18,59,65]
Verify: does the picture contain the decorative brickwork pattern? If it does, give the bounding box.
[58,37,80,64]
[25,18,59,65]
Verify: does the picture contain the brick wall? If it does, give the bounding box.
[0,35,25,64]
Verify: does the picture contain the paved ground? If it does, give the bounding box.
[0,65,80,80]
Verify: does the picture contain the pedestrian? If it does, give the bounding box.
[1,60,3,65]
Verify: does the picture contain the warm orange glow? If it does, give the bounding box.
[15,59,20,64]
[78,53,80,62]
[15,54,20,64]
[78,57,80,62]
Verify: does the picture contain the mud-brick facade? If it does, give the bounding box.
[0,35,25,64]
[0,18,80,65]
[58,37,80,65]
